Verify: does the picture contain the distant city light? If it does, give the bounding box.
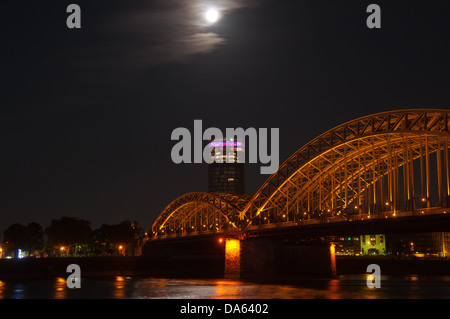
[208,140,243,148]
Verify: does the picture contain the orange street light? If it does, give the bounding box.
[60,246,68,257]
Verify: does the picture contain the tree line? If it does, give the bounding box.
[0,216,146,258]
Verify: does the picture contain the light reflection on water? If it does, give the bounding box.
[0,275,449,299]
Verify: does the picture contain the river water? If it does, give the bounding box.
[1,275,450,299]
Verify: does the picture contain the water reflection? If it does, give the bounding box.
[114,276,127,298]
[12,284,25,299]
[0,281,5,299]
[0,275,449,299]
[327,279,341,299]
[52,277,67,299]
[213,280,247,299]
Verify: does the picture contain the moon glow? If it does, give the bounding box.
[205,9,220,24]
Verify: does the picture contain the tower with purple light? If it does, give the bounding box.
[207,139,245,195]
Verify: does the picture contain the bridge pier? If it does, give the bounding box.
[143,236,337,279]
[224,239,241,279]
[224,238,337,279]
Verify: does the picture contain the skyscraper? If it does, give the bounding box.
[207,139,245,194]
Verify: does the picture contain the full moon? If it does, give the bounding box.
[205,9,220,23]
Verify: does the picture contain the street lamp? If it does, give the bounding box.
[60,246,68,257]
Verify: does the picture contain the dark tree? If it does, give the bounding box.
[92,220,143,256]
[108,220,142,244]
[2,222,45,256]
[91,223,114,255]
[26,222,45,252]
[92,223,112,243]
[45,216,92,254]
[3,223,29,256]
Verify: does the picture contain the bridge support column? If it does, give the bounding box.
[224,239,241,279]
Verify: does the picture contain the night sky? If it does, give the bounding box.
[2,1,449,231]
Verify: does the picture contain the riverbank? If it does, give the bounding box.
[1,255,449,279]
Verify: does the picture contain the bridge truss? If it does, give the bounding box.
[152,109,450,238]
[152,192,252,236]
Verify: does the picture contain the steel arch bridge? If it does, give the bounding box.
[152,109,450,238]
[152,192,253,236]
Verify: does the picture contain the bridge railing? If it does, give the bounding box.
[242,207,449,231]
[150,227,242,240]
[152,207,449,239]
[414,207,449,215]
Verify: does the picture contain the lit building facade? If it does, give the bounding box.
[207,139,245,194]
[360,234,386,256]
[332,236,361,256]
[387,232,450,257]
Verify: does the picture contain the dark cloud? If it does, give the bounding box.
[71,0,264,71]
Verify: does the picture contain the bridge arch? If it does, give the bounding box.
[241,109,450,226]
[151,109,450,238]
[151,192,252,237]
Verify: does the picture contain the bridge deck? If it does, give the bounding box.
[152,207,450,240]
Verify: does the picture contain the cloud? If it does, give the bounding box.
[43,0,264,97]
[90,0,263,68]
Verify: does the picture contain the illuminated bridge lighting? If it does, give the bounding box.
[224,239,241,279]
[151,109,450,238]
